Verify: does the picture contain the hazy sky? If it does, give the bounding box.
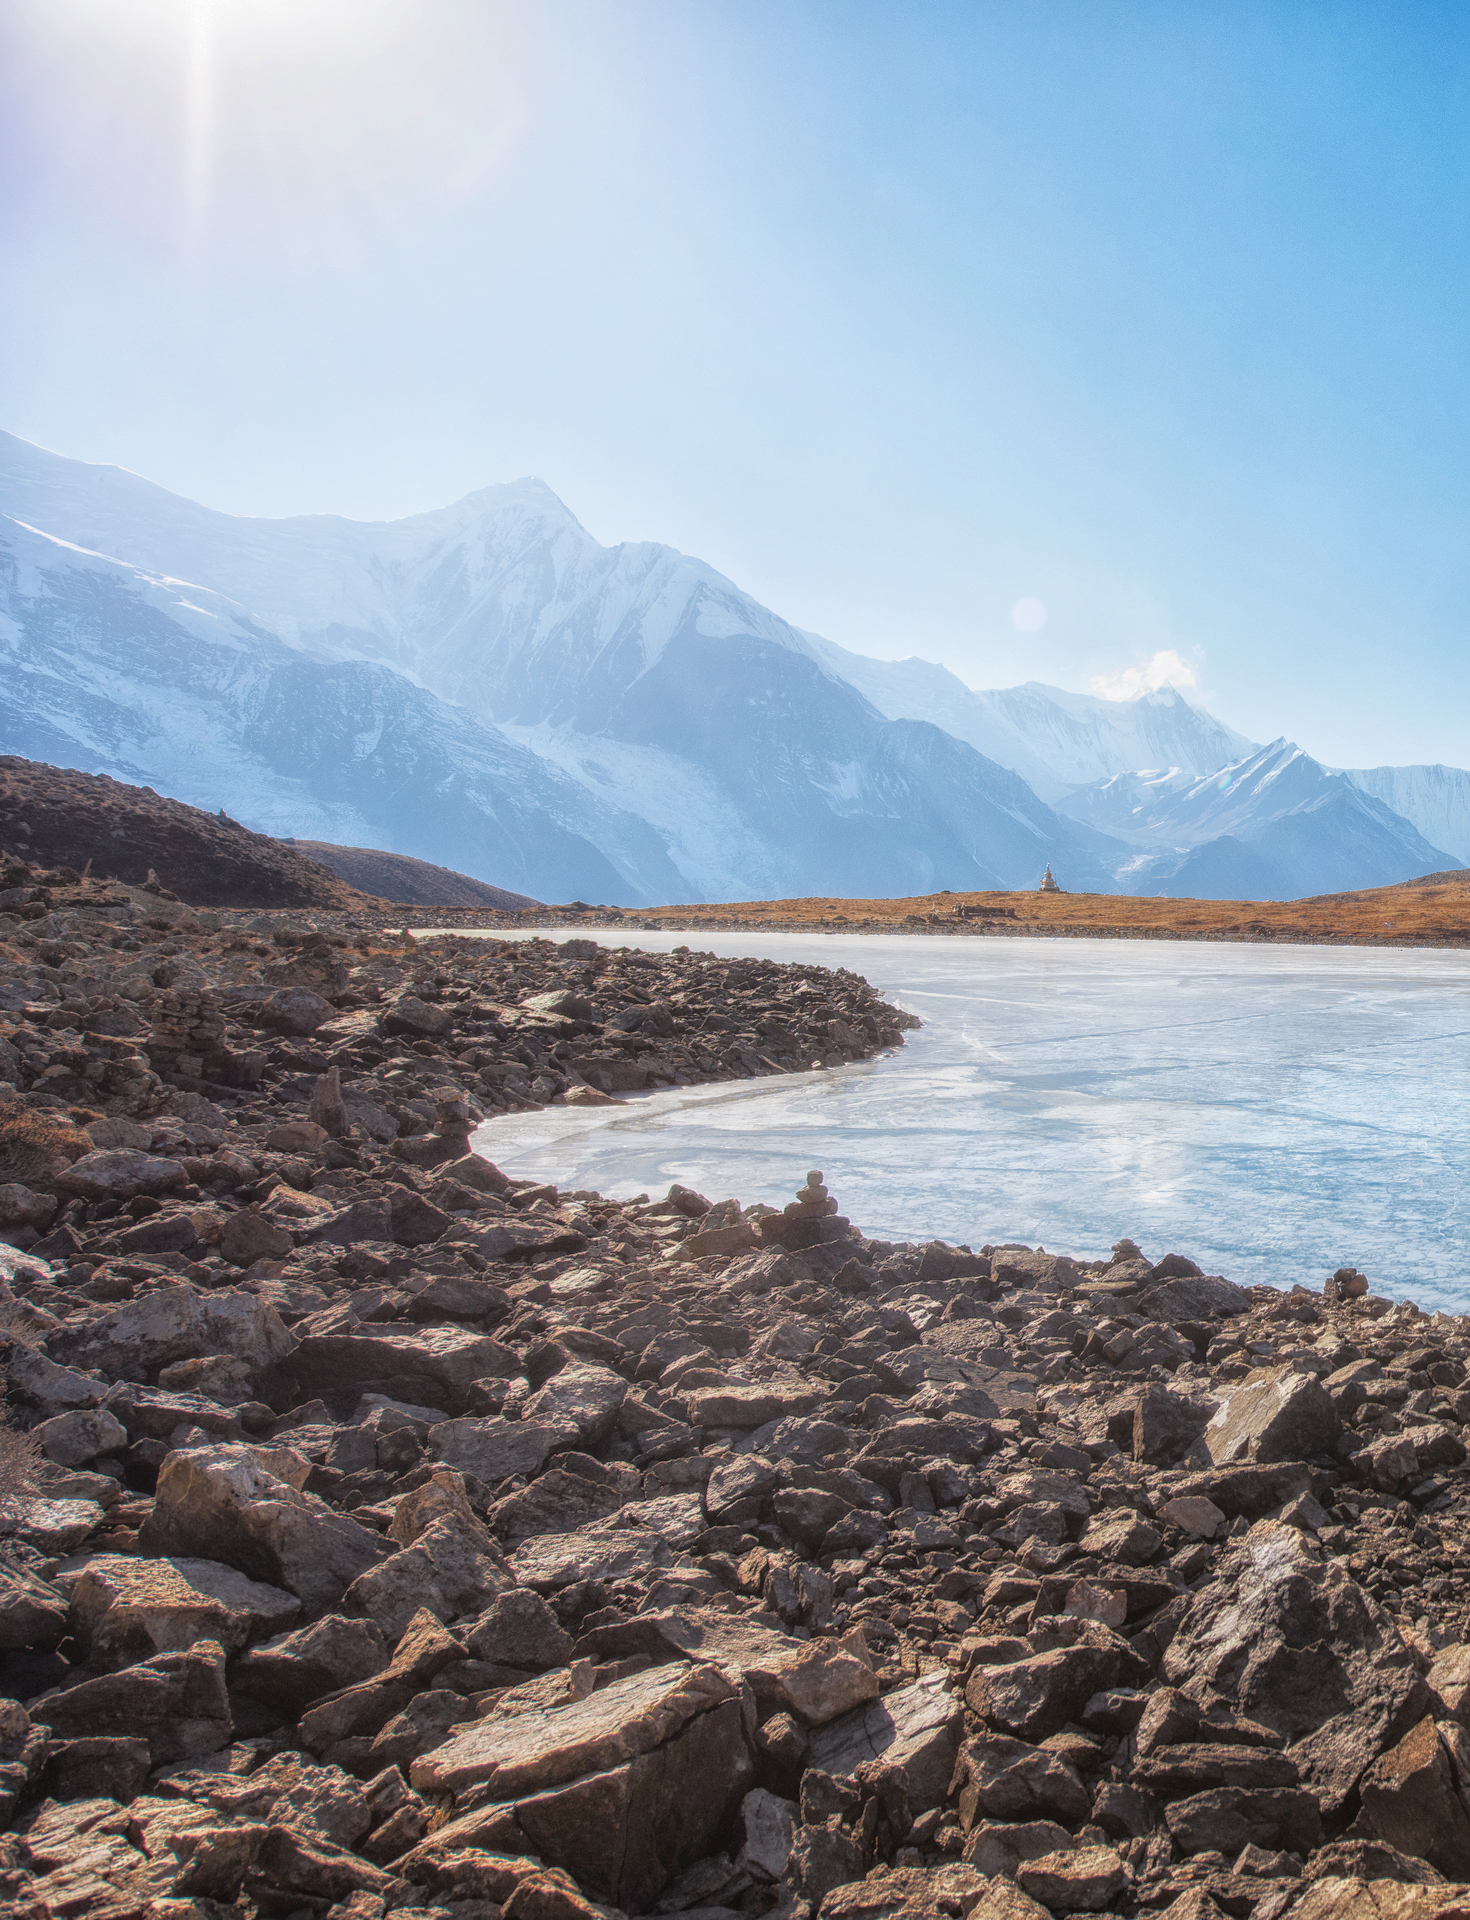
[3,0,1468,767]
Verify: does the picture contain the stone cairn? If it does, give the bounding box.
[758,1167,855,1252]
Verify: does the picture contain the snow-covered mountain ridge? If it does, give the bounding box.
[798,636,1258,800]
[0,429,1459,902]
[1340,764,1470,868]
[0,435,1126,899]
[1056,740,1457,898]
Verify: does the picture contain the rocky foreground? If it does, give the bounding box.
[0,869,1467,1918]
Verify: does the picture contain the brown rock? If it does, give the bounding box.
[1351,1715,1470,1878]
[67,1552,299,1664]
[232,1613,390,1716]
[31,1637,233,1764]
[55,1147,187,1202]
[406,1661,754,1910]
[967,1637,1123,1743]
[1203,1368,1338,1465]
[1162,1523,1429,1818]
[257,986,336,1035]
[1292,1879,1470,1918]
[951,1731,1091,1826]
[1016,1843,1129,1912]
[220,1205,294,1265]
[806,1672,962,1810]
[816,1863,989,1916]
[962,1819,1074,1878]
[1163,1785,1323,1856]
[1428,1644,1470,1728]
[139,1443,386,1611]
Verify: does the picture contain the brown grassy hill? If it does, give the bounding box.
[631,873,1470,946]
[292,841,539,910]
[0,758,369,910]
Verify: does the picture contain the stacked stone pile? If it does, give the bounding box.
[0,880,1470,1915]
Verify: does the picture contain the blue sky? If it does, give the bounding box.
[2,0,1467,767]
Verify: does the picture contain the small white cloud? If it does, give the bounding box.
[1011,597,1046,633]
[1089,648,1198,702]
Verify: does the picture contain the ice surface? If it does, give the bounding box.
[471,931,1470,1310]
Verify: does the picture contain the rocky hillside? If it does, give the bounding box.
[293,841,540,911]
[0,759,370,910]
[0,894,1467,1916]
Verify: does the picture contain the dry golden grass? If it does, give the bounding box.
[627,871,1470,947]
[0,1417,46,1503]
[0,1110,91,1186]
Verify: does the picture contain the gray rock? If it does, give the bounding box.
[220,1206,295,1266]
[49,1284,293,1380]
[510,1525,672,1591]
[32,1406,126,1467]
[521,1363,627,1445]
[489,1467,622,1542]
[258,987,335,1035]
[54,1149,187,1202]
[431,1415,575,1482]
[288,1326,520,1410]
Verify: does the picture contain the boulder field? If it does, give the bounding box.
[0,871,1468,1917]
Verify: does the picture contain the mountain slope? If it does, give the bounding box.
[0,432,807,721]
[3,428,1457,907]
[0,756,369,908]
[292,843,539,909]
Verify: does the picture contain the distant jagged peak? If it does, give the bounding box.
[408,473,592,540]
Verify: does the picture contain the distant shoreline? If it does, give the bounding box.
[296,869,1470,952]
[405,919,1470,952]
[198,869,1470,951]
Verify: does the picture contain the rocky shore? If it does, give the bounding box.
[0,862,1466,1920]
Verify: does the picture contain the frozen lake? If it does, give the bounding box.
[468,931,1470,1311]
